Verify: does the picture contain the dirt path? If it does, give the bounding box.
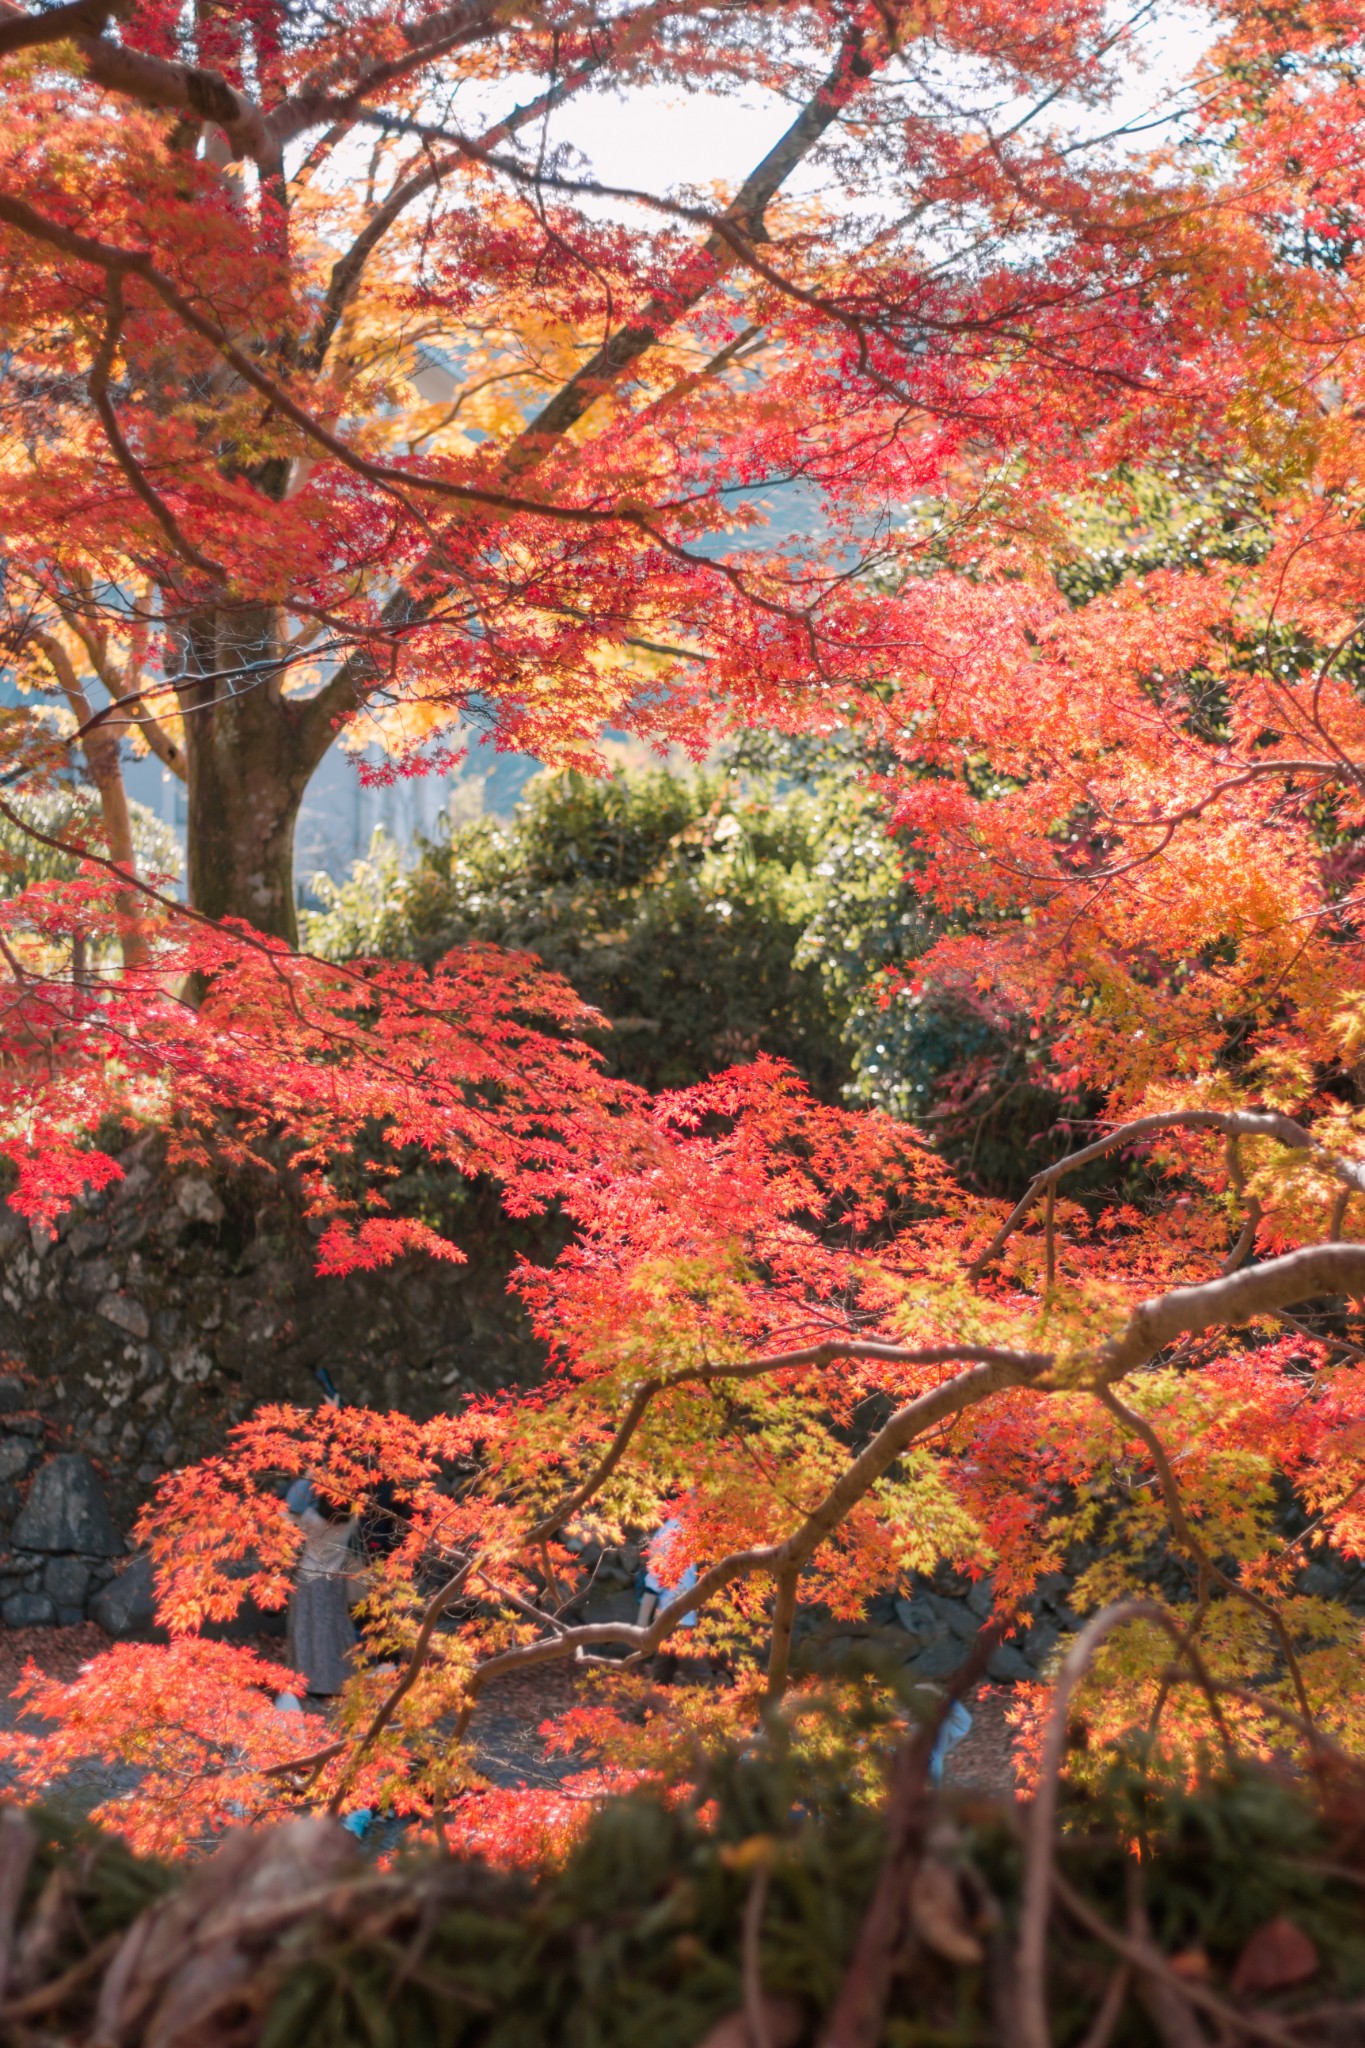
[0,1629,1023,1827]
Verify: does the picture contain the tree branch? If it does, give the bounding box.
[522,1342,1041,1547]
[288,22,880,756]
[967,1108,1365,1279]
[500,23,876,477]
[304,51,610,373]
[0,0,123,58]
[28,629,148,970]
[86,272,223,579]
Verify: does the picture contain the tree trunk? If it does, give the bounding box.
[33,630,149,972]
[180,605,317,947]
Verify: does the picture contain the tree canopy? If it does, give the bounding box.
[3,0,1365,1879]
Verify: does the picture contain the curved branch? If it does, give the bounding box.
[0,0,121,57]
[304,52,609,373]
[464,1351,1045,1710]
[967,1108,1365,1279]
[467,1247,1365,1710]
[86,273,223,578]
[1096,1241,1365,1379]
[1016,1600,1233,2048]
[522,1341,1041,1546]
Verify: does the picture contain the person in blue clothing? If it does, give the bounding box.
[634,1515,700,1629]
[635,1514,703,1682]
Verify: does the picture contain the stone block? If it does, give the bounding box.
[925,1591,980,1644]
[987,1643,1034,1683]
[97,1292,150,1342]
[174,1176,225,1226]
[966,1576,995,1620]
[66,1220,110,1258]
[2,1591,54,1627]
[904,1640,963,1680]
[12,1454,122,1555]
[43,1557,90,1607]
[0,1439,33,1484]
[90,1553,156,1637]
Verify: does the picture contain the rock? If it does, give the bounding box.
[12,1454,122,1555]
[66,1218,110,1257]
[2,1591,54,1626]
[42,1557,90,1607]
[72,1258,115,1305]
[55,1606,84,1626]
[0,1485,20,1522]
[905,1640,964,1680]
[174,1176,225,1227]
[987,1643,1034,1683]
[1026,1621,1061,1667]
[577,1586,638,1626]
[170,1346,213,1386]
[966,1576,994,1620]
[894,1594,940,1639]
[0,1377,27,1415]
[90,1552,156,1636]
[925,1591,981,1645]
[0,1438,34,1483]
[97,1292,150,1342]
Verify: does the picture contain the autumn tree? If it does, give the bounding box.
[1,0,1210,941]
[6,0,1365,1877]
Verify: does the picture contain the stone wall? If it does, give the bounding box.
[0,1132,555,1546]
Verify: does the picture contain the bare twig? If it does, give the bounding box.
[1053,1868,1301,2048]
[967,1110,1365,1280]
[1016,1600,1235,2048]
[820,1624,1001,2048]
[742,1864,773,2048]
[324,1560,473,1813]
[0,1931,120,2022]
[1093,1386,1315,1724]
[1078,1964,1132,2048]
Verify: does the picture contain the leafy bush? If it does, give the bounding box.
[304,761,1100,1197]
[0,786,180,896]
[11,1726,1365,2048]
[304,763,924,1102]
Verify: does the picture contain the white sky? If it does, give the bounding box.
[477,1,1218,213]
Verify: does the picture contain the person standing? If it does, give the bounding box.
[284,1476,359,1697]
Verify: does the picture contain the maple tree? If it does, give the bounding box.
[3,0,1365,1873]
[0,0,1214,940]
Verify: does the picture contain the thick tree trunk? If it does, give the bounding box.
[180,605,317,947]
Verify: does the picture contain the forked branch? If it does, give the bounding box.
[967,1108,1365,1280]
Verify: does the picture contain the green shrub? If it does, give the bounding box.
[303,761,1105,1197]
[303,763,921,1102]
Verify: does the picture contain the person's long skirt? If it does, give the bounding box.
[287,1573,356,1695]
